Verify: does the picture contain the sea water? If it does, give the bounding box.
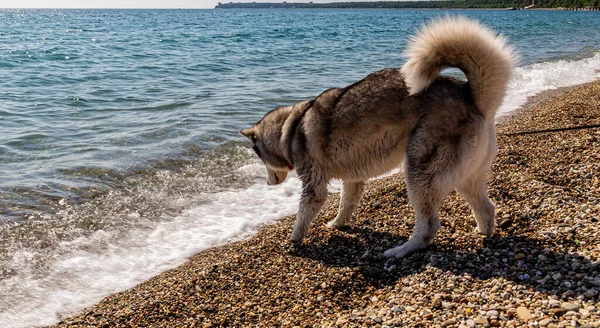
[0,9,599,327]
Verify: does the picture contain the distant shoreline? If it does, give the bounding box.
[215,7,599,10]
[214,1,600,11]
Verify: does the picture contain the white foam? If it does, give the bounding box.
[0,164,305,327]
[497,52,600,119]
[1,53,600,328]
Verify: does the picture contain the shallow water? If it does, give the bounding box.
[0,9,599,327]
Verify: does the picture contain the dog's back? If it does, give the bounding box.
[299,71,487,184]
[303,68,420,180]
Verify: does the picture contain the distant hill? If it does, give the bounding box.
[215,0,600,9]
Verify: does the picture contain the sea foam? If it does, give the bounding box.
[498,51,600,118]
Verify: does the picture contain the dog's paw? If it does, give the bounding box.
[290,229,306,244]
[383,238,427,258]
[473,226,495,237]
[383,245,409,258]
[326,218,346,229]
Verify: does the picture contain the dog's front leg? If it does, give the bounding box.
[290,171,327,243]
[327,180,365,229]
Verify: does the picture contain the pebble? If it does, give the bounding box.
[401,286,414,293]
[474,316,489,325]
[579,309,590,319]
[549,300,561,307]
[487,310,499,317]
[517,307,533,321]
[562,303,579,312]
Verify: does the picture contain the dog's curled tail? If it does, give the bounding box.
[402,16,516,117]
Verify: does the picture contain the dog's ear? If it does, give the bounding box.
[239,128,256,142]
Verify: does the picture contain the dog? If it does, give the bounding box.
[240,17,515,258]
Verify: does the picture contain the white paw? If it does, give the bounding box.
[383,246,405,258]
[383,244,410,258]
[290,229,306,244]
[383,238,428,258]
[326,218,346,229]
[473,225,495,237]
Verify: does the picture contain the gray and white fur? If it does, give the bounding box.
[240,17,515,258]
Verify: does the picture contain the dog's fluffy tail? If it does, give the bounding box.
[402,16,516,117]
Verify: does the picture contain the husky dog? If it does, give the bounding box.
[240,17,515,258]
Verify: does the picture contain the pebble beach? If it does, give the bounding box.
[53,81,600,328]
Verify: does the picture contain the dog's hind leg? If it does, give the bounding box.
[327,180,365,229]
[290,170,328,243]
[384,175,445,258]
[458,174,496,237]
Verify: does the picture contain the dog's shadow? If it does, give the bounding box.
[290,226,599,299]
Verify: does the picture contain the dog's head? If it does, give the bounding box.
[240,105,294,185]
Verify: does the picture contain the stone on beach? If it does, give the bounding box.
[516,306,532,320]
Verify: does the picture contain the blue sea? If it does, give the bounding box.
[1,8,599,327]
